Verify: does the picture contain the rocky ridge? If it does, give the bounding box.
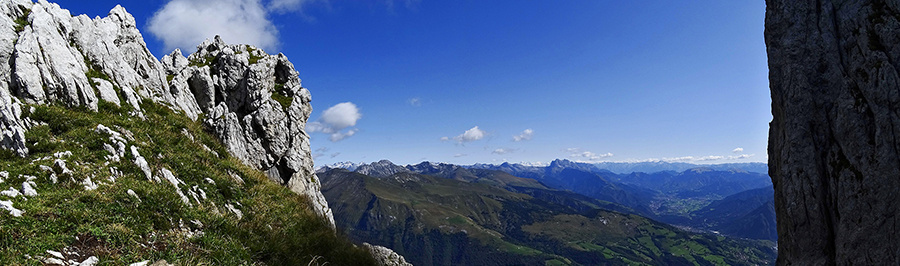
[767,0,900,264]
[0,0,332,225]
[354,159,411,178]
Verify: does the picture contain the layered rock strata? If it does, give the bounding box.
[766,0,900,264]
[0,0,332,225]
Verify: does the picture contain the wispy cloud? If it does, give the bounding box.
[492,148,517,155]
[696,155,724,161]
[148,0,280,52]
[330,152,341,158]
[267,0,322,12]
[315,147,329,152]
[454,153,467,158]
[328,129,358,142]
[616,153,758,163]
[565,148,613,161]
[442,126,487,144]
[407,97,421,107]
[307,102,362,142]
[661,156,693,162]
[727,154,754,160]
[512,129,534,142]
[732,147,744,153]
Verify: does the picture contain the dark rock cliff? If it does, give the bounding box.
[766,0,900,264]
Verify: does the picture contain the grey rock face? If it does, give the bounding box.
[1,0,170,156]
[766,0,900,264]
[0,1,332,226]
[162,37,332,226]
[0,0,32,157]
[355,160,411,178]
[363,243,413,266]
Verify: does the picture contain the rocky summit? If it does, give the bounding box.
[767,0,900,264]
[0,0,332,225]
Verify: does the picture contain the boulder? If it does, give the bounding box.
[363,243,413,266]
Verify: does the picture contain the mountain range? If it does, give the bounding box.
[328,160,769,176]
[318,159,779,265]
[319,166,776,265]
[322,159,777,241]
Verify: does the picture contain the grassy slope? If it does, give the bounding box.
[0,101,376,265]
[322,170,776,266]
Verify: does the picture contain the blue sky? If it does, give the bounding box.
[53,0,769,166]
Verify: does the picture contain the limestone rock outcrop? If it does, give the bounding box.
[162,37,332,225]
[766,0,900,264]
[0,0,172,157]
[363,243,413,266]
[0,0,332,226]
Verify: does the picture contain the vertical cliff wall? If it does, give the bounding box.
[766,0,900,264]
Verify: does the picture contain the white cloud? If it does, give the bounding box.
[512,129,534,142]
[328,129,357,142]
[732,147,744,153]
[443,126,486,143]
[492,148,516,155]
[312,152,324,159]
[307,102,362,142]
[616,158,663,163]
[148,0,280,52]
[407,98,421,107]
[662,156,694,162]
[267,0,320,12]
[727,154,754,160]
[315,147,329,152]
[566,148,613,161]
[696,155,724,161]
[319,102,361,130]
[616,154,757,163]
[454,153,467,158]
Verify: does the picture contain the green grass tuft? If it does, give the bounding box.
[189,55,217,68]
[246,46,264,65]
[13,7,30,33]
[271,83,293,109]
[0,102,377,265]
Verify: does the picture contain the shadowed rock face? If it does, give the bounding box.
[766,0,900,264]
